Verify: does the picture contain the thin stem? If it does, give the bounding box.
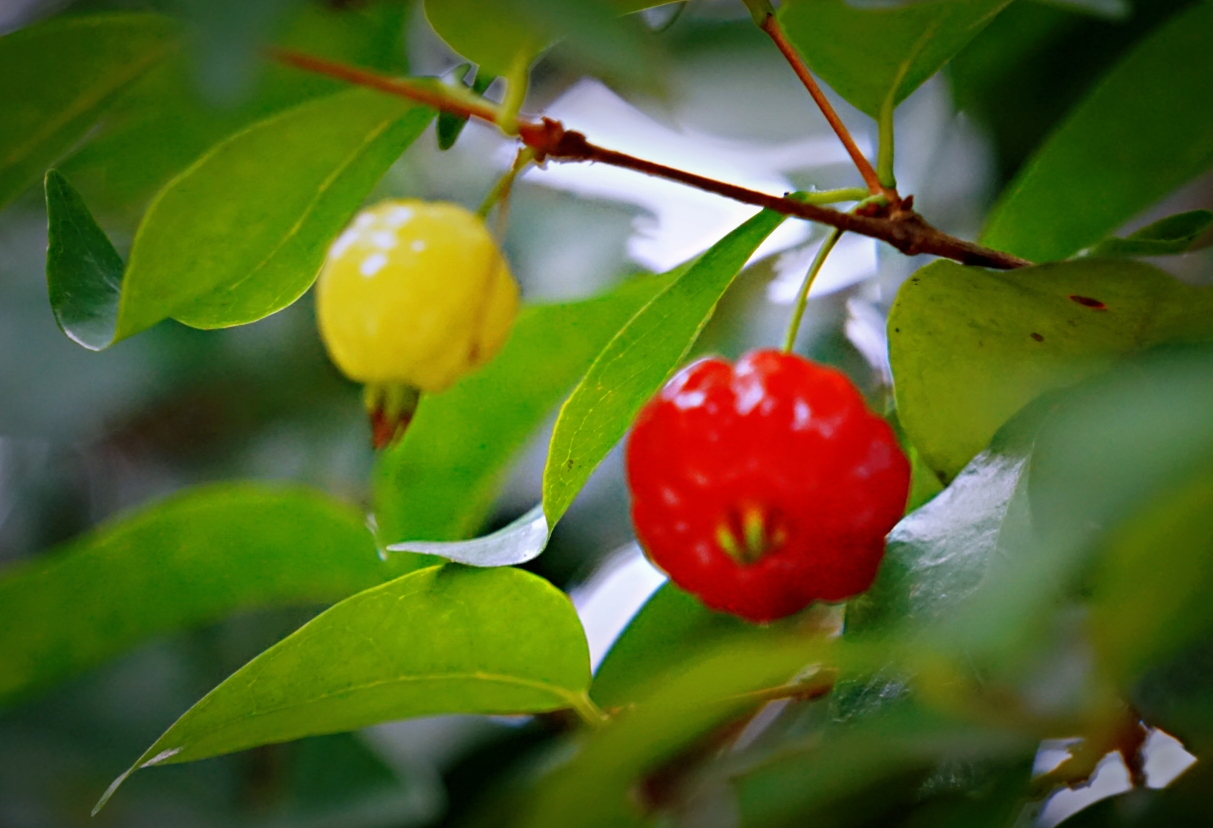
[796,187,870,206]
[272,50,1032,271]
[783,228,843,353]
[498,52,531,136]
[877,98,897,190]
[756,14,895,201]
[478,147,534,241]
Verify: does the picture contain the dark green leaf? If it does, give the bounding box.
[98,565,591,811]
[888,258,1213,481]
[1088,210,1213,258]
[778,0,1014,119]
[736,708,1032,828]
[543,209,786,525]
[436,64,476,151]
[0,13,177,210]
[47,90,432,350]
[373,274,672,547]
[44,170,125,349]
[590,583,748,710]
[982,2,1213,262]
[0,483,423,707]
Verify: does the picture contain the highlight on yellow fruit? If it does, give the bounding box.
[315,199,520,393]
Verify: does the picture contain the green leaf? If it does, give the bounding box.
[0,12,177,210]
[44,170,125,348]
[520,633,849,828]
[387,503,549,566]
[982,2,1213,262]
[373,274,672,547]
[888,258,1213,481]
[423,0,658,86]
[1088,210,1213,258]
[543,209,786,525]
[736,708,1032,828]
[46,89,432,350]
[0,483,423,707]
[98,565,591,812]
[590,583,747,710]
[851,402,1043,639]
[778,0,1014,119]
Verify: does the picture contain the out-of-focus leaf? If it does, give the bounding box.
[543,210,785,525]
[423,0,658,85]
[590,582,747,710]
[1018,348,1213,683]
[436,64,488,151]
[982,2,1213,262]
[0,13,177,210]
[46,90,431,349]
[373,274,672,547]
[98,565,591,812]
[735,708,1032,828]
[888,258,1213,481]
[59,0,411,217]
[387,504,548,567]
[1088,210,1213,258]
[778,0,1014,119]
[519,634,855,828]
[0,483,423,708]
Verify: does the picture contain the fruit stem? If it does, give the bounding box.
[477,146,535,236]
[782,227,843,353]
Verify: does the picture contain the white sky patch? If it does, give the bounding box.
[571,542,667,671]
[360,252,388,277]
[517,79,860,273]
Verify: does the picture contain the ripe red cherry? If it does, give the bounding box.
[626,349,910,623]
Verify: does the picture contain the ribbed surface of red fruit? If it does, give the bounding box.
[626,350,910,622]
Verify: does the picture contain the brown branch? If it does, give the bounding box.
[757,14,895,202]
[272,50,1031,271]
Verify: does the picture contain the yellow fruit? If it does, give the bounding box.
[316,199,520,393]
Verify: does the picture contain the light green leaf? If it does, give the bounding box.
[46,89,432,350]
[590,582,747,710]
[1088,210,1213,258]
[98,565,591,812]
[982,2,1213,262]
[778,0,1014,119]
[0,12,177,210]
[0,483,423,707]
[888,258,1213,481]
[543,209,786,525]
[373,274,672,547]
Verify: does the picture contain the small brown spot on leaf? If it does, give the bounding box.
[1069,295,1107,310]
[1031,332,1044,342]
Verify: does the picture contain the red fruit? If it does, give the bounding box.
[625,349,910,623]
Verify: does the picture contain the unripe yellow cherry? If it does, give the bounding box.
[316,199,520,393]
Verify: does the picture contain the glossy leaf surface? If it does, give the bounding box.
[46,90,432,349]
[543,209,785,525]
[779,0,1013,119]
[983,2,1213,261]
[100,565,590,810]
[373,275,672,547]
[0,483,421,707]
[889,258,1213,480]
[0,13,176,209]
